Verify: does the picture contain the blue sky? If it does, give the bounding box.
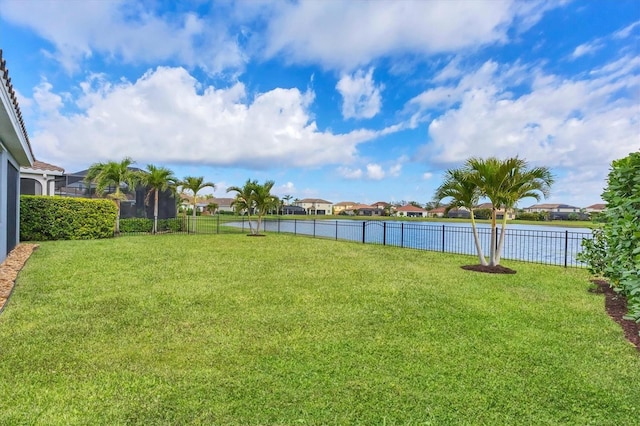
[1,0,638,207]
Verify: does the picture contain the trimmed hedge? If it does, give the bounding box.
[579,152,640,325]
[119,217,186,233]
[21,196,117,241]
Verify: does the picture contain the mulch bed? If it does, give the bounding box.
[0,244,39,312]
[461,264,517,274]
[1,248,638,351]
[589,279,639,352]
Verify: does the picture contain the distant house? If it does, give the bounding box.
[195,197,235,214]
[333,201,357,215]
[585,203,606,214]
[395,205,428,218]
[371,201,392,214]
[20,160,65,196]
[1,50,35,262]
[296,198,333,215]
[524,203,585,220]
[282,205,306,215]
[447,207,471,219]
[475,202,515,220]
[351,203,383,216]
[427,207,448,217]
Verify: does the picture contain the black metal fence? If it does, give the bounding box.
[119,216,592,268]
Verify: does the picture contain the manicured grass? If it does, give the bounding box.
[1,234,638,425]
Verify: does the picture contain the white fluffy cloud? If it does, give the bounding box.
[262,0,557,70]
[0,0,244,74]
[337,160,405,180]
[30,67,398,170]
[417,54,640,202]
[336,68,383,119]
[366,164,385,180]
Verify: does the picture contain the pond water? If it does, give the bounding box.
[230,219,594,267]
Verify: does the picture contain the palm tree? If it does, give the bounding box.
[227,179,257,234]
[252,180,278,231]
[227,179,278,235]
[85,157,139,234]
[206,202,218,215]
[435,168,487,266]
[464,157,554,266]
[140,164,176,234]
[282,194,293,215]
[179,176,215,231]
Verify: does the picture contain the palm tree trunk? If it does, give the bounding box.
[153,188,159,234]
[247,210,256,234]
[489,208,497,266]
[115,200,121,235]
[495,213,509,264]
[469,210,488,265]
[192,201,197,233]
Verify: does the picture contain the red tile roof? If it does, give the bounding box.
[396,204,427,212]
[30,160,65,172]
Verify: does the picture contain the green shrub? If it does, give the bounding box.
[119,218,186,233]
[21,196,117,240]
[119,218,153,233]
[516,211,548,221]
[580,152,640,325]
[474,208,492,220]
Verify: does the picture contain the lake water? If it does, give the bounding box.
[239,219,593,267]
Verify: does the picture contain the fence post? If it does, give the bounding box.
[362,221,366,244]
[564,230,569,268]
[278,217,281,233]
[441,224,445,252]
[383,222,387,246]
[216,213,220,234]
[401,223,404,248]
[187,216,190,235]
[294,219,297,235]
[313,219,316,238]
[335,220,338,240]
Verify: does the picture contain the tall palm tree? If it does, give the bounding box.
[179,176,215,231]
[140,164,176,234]
[435,168,487,265]
[85,157,139,234]
[464,157,554,266]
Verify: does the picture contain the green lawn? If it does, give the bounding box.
[1,234,638,425]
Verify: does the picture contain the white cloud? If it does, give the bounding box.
[422,172,433,180]
[262,0,557,70]
[29,67,401,170]
[0,0,244,74]
[338,167,363,179]
[338,161,403,180]
[432,56,464,83]
[366,163,385,180]
[571,41,603,59]
[336,68,383,119]
[418,55,640,203]
[389,164,402,177]
[276,181,296,196]
[613,20,640,39]
[409,60,499,111]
